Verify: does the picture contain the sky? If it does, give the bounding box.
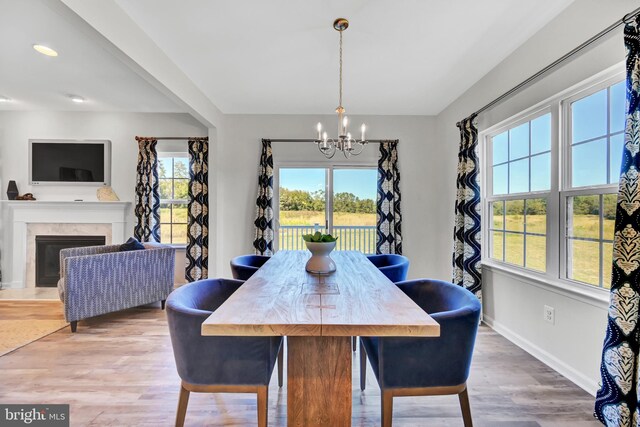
[492,80,625,194]
[279,168,377,200]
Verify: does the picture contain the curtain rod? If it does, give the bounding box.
[265,139,397,144]
[457,7,640,126]
[135,136,208,141]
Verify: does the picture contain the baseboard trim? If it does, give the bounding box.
[482,314,598,396]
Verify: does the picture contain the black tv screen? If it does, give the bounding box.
[31,141,107,184]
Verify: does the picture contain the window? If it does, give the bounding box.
[488,112,551,272]
[276,166,377,253]
[491,114,551,195]
[158,155,189,245]
[565,194,616,287]
[490,198,547,272]
[483,71,625,291]
[563,80,625,288]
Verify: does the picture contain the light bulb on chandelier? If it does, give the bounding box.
[315,18,369,159]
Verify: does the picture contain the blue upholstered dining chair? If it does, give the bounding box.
[360,279,481,427]
[366,254,410,283]
[166,278,283,427]
[230,255,271,281]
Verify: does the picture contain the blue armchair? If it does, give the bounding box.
[367,254,410,283]
[166,278,283,427]
[230,255,270,281]
[360,279,481,427]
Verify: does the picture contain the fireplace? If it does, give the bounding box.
[35,235,106,287]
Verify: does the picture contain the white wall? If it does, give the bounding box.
[435,0,636,394]
[0,111,207,286]
[214,114,437,278]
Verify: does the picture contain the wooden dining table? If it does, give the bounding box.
[202,250,440,426]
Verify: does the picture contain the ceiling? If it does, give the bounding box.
[115,0,574,115]
[0,0,182,112]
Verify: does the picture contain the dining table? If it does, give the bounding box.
[202,250,440,426]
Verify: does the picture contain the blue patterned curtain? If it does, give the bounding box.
[134,137,160,243]
[452,115,482,300]
[595,18,640,426]
[253,139,274,255]
[376,140,402,255]
[186,137,209,282]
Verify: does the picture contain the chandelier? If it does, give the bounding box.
[315,18,368,159]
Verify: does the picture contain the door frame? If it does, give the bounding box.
[274,162,377,252]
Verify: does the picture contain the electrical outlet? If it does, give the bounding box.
[544,305,555,324]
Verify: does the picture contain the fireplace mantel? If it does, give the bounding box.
[1,200,131,289]
[2,200,130,217]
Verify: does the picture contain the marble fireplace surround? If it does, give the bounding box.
[25,223,113,288]
[2,201,130,289]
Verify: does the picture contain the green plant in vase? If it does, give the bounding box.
[302,232,338,243]
[302,232,338,274]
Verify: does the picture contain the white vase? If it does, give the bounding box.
[305,241,337,274]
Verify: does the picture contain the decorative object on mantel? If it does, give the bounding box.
[6,180,18,200]
[314,18,370,159]
[97,186,120,201]
[303,232,338,274]
[15,193,36,201]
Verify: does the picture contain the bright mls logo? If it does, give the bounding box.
[0,405,69,426]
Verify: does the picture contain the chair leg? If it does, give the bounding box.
[360,342,367,391]
[175,384,190,427]
[277,344,284,388]
[70,321,77,333]
[352,336,357,352]
[161,299,166,310]
[458,386,473,427]
[257,385,268,427]
[381,390,393,427]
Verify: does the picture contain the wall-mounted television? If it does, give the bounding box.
[29,139,111,185]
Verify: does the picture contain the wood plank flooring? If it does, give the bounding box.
[0,302,600,426]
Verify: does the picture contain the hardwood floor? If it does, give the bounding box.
[0,302,599,426]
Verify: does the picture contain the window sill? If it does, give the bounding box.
[482,261,609,308]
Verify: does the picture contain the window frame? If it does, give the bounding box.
[559,74,625,288]
[158,151,190,247]
[484,106,554,275]
[561,74,627,191]
[480,64,625,297]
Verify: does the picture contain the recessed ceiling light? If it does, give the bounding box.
[69,95,85,103]
[0,96,11,103]
[33,44,58,57]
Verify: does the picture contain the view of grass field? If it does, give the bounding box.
[280,210,376,226]
[160,205,188,244]
[492,213,614,288]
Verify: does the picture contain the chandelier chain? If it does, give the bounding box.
[339,30,343,109]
